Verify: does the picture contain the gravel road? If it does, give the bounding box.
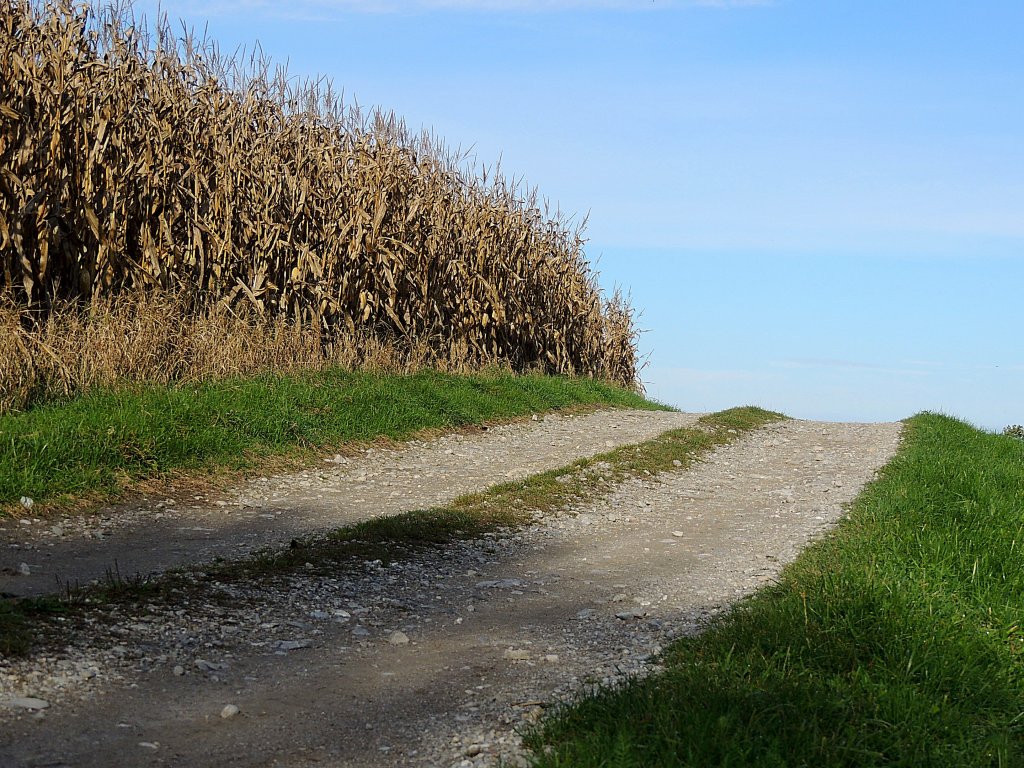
[0,411,902,767]
[0,409,697,599]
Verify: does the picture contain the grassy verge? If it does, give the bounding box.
[528,413,1024,767]
[0,369,663,515]
[0,406,783,656]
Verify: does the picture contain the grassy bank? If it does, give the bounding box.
[0,370,661,515]
[528,413,1024,767]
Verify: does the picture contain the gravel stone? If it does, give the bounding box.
[274,639,313,651]
[2,697,49,710]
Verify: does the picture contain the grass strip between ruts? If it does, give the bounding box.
[0,406,784,656]
[0,369,664,515]
[527,412,1024,768]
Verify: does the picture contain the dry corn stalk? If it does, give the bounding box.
[0,0,640,394]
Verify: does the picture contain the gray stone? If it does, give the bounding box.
[194,659,227,672]
[274,639,313,651]
[615,609,646,620]
[3,697,49,710]
[475,579,523,589]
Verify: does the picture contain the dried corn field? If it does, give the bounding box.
[0,0,640,412]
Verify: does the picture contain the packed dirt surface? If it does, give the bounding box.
[0,413,902,768]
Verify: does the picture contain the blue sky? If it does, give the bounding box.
[133,0,1023,429]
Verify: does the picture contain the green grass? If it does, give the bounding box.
[0,369,663,514]
[0,406,783,656]
[527,413,1024,767]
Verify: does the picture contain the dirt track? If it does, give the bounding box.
[0,409,697,599]
[0,412,901,767]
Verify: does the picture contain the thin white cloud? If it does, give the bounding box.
[143,0,771,20]
[649,366,770,384]
[371,0,772,8]
[772,359,933,378]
